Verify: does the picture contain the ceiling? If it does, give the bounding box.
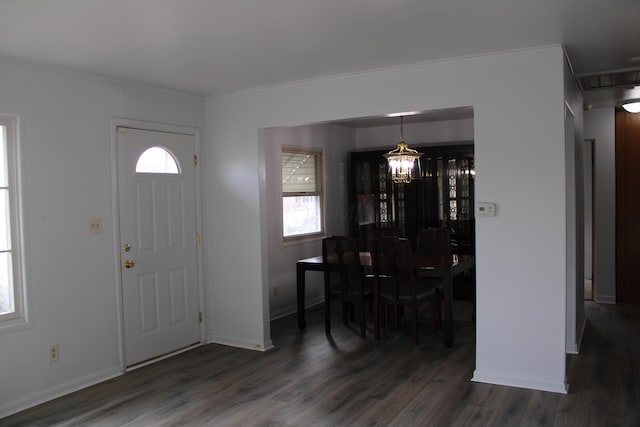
[336,107,474,128]
[0,0,638,110]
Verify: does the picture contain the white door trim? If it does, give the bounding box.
[110,117,204,372]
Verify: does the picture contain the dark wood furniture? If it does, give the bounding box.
[416,227,451,257]
[349,144,474,254]
[297,252,474,347]
[322,236,373,338]
[414,254,473,347]
[371,237,442,344]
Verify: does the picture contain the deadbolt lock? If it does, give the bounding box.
[123,243,131,252]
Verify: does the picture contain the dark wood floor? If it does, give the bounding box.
[2,300,639,426]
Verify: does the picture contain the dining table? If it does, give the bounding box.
[296,252,474,347]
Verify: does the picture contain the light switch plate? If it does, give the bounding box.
[476,202,497,217]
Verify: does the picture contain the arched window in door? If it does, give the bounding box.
[135,146,180,174]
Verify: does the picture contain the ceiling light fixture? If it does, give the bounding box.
[621,100,640,113]
[621,86,640,113]
[383,116,423,184]
[386,111,421,117]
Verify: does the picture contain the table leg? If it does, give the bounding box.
[443,272,453,347]
[296,263,307,330]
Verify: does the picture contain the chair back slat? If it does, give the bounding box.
[322,235,372,339]
[416,228,452,266]
[416,228,451,257]
[371,236,441,344]
[372,237,415,299]
[323,236,364,295]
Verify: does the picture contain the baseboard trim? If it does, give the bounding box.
[472,369,568,394]
[565,310,584,354]
[0,366,122,419]
[566,342,579,355]
[206,334,274,352]
[270,296,324,321]
[594,294,616,304]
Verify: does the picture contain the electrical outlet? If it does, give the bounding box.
[89,217,102,234]
[49,344,59,362]
[273,286,279,297]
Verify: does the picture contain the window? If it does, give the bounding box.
[282,148,323,240]
[136,146,180,174]
[0,115,25,329]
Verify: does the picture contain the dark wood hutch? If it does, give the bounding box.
[348,143,475,254]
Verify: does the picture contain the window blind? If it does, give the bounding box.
[282,152,317,193]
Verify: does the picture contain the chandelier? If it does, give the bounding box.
[383,116,423,184]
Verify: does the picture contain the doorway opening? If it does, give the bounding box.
[584,139,594,301]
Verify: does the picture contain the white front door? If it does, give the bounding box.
[117,126,200,366]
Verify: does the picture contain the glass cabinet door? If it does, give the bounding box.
[349,145,474,254]
[351,155,397,250]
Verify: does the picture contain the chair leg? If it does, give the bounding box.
[387,305,395,329]
[325,299,331,335]
[359,302,366,339]
[343,301,349,326]
[374,300,380,340]
[431,304,437,332]
[435,290,442,330]
[394,305,402,329]
[412,304,419,345]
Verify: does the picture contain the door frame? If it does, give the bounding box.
[110,117,204,372]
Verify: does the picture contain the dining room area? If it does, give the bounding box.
[262,109,477,351]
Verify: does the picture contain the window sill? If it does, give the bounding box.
[0,315,31,335]
[282,233,325,248]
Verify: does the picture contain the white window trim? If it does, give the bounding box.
[0,114,29,333]
[281,147,324,242]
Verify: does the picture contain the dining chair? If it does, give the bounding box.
[415,227,451,258]
[371,226,400,240]
[371,237,442,344]
[415,228,452,328]
[322,236,373,339]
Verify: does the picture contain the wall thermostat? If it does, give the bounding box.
[476,202,497,217]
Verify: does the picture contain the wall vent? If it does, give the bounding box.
[579,69,640,91]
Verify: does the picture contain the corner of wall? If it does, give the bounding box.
[206,334,274,352]
[566,308,587,354]
[472,369,568,394]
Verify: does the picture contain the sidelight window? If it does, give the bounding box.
[0,115,26,331]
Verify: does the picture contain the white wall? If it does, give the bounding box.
[564,55,585,355]
[204,45,570,393]
[0,57,204,417]
[354,118,474,149]
[262,124,356,320]
[584,108,616,303]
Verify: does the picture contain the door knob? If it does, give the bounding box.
[124,260,135,269]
